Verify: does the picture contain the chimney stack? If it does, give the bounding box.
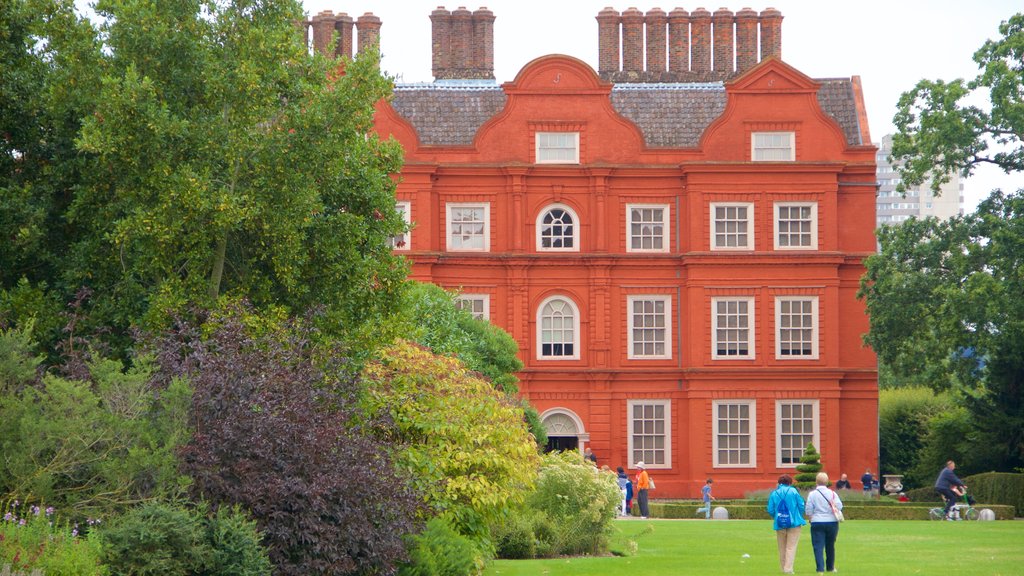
[735,7,758,73]
[760,7,782,60]
[690,8,712,75]
[311,10,337,56]
[712,8,735,74]
[355,13,381,55]
[645,8,667,75]
[430,6,497,80]
[472,8,496,79]
[596,7,621,75]
[620,7,644,75]
[668,8,690,74]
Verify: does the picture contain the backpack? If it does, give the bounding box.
[774,489,792,528]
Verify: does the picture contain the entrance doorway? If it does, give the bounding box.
[545,435,578,452]
[540,408,588,455]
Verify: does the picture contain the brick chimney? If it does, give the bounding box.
[334,13,354,58]
[735,7,758,73]
[690,8,712,75]
[668,8,690,74]
[712,8,734,74]
[430,8,452,79]
[760,7,782,60]
[621,7,644,75]
[451,7,473,77]
[311,10,337,56]
[596,7,621,75]
[472,7,496,79]
[355,13,381,55]
[645,8,667,74]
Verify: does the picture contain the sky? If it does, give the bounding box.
[301,0,1022,213]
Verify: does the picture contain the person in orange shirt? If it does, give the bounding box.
[635,461,651,519]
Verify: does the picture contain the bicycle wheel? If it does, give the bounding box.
[929,508,945,521]
[964,507,980,521]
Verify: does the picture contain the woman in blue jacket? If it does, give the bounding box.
[767,474,807,574]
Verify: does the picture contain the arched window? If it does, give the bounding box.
[536,205,579,251]
[537,296,579,359]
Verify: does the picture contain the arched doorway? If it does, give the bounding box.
[540,408,589,454]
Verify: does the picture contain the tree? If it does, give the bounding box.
[1,0,409,358]
[168,307,422,576]
[891,13,1024,192]
[361,341,541,542]
[794,443,823,489]
[859,191,1024,474]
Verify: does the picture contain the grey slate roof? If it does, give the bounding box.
[390,79,863,148]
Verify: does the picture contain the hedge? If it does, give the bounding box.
[647,501,1016,520]
[903,472,1023,517]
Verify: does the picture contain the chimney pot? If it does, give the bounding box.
[668,8,690,73]
[759,7,783,60]
[690,8,712,75]
[735,8,758,73]
[645,8,668,74]
[472,7,496,79]
[712,8,734,75]
[596,7,622,75]
[621,7,644,74]
[430,7,452,80]
[355,13,381,56]
[451,7,473,78]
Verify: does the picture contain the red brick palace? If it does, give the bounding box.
[307,6,879,497]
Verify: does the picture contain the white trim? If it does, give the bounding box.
[535,203,580,252]
[390,201,411,251]
[626,204,670,253]
[536,295,581,360]
[752,131,795,161]
[774,295,820,360]
[535,131,580,164]
[775,399,820,468]
[774,202,818,250]
[711,296,756,360]
[626,295,672,360]
[710,202,754,251]
[445,202,490,252]
[712,399,757,468]
[627,399,672,469]
[540,407,587,438]
[454,294,490,320]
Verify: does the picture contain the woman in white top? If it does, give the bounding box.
[805,472,843,574]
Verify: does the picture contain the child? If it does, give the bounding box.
[695,478,715,519]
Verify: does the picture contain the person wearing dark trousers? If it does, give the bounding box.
[635,461,650,519]
[806,472,843,574]
[934,460,966,520]
[860,469,874,494]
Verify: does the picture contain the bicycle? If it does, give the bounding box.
[929,491,979,521]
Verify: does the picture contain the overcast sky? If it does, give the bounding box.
[302,0,1021,212]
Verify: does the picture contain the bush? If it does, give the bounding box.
[399,516,485,576]
[794,443,823,489]
[0,502,104,576]
[491,514,535,560]
[169,310,422,576]
[98,502,270,576]
[879,387,958,488]
[648,501,1017,520]
[961,472,1024,517]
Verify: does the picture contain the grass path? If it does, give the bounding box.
[485,519,1024,576]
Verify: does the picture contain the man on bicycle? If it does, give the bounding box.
[934,460,966,520]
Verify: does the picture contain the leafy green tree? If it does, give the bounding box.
[860,191,1024,474]
[891,13,1024,192]
[794,443,823,489]
[879,386,960,488]
[362,341,541,542]
[398,282,548,447]
[1,0,409,358]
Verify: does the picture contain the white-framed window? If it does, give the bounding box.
[712,297,755,359]
[628,399,671,468]
[775,296,819,359]
[537,296,579,360]
[626,204,670,252]
[774,202,817,250]
[710,202,754,250]
[752,131,795,161]
[446,203,490,252]
[388,201,411,250]
[627,295,671,359]
[536,204,579,251]
[454,294,490,320]
[776,400,819,467]
[536,132,580,164]
[713,400,756,468]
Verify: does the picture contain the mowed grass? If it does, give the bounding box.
[485,519,1024,576]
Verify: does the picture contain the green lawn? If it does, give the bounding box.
[485,519,1024,576]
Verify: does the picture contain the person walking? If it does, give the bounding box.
[860,469,874,495]
[616,466,632,516]
[635,462,650,519]
[695,478,715,519]
[768,474,806,574]
[805,472,843,574]
[934,460,966,520]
